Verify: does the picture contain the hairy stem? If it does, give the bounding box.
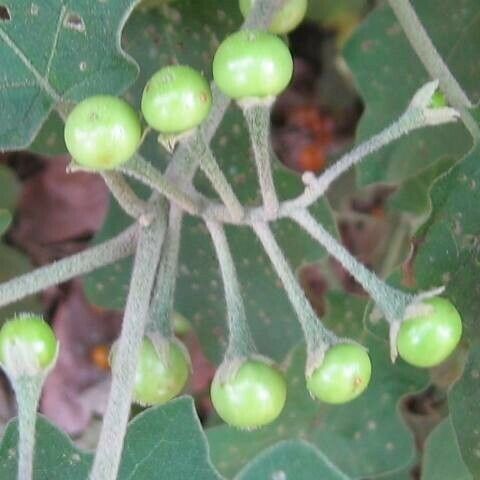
[90,206,167,480]
[252,222,335,357]
[206,221,256,359]
[188,131,244,221]
[388,0,480,141]
[148,205,183,339]
[243,103,279,218]
[283,104,458,213]
[13,376,43,480]
[291,210,414,323]
[120,155,201,215]
[0,227,137,309]
[101,172,149,221]
[198,100,458,224]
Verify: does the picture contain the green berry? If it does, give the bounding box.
[307,343,372,404]
[213,30,293,100]
[130,337,190,406]
[0,314,58,374]
[397,297,462,368]
[239,0,308,34]
[211,359,287,429]
[64,95,141,170]
[141,65,212,134]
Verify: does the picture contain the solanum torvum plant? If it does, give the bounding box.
[0,0,474,479]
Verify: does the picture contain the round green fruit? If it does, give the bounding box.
[131,337,190,406]
[211,359,287,429]
[0,314,58,372]
[64,95,141,170]
[397,297,462,368]
[307,343,372,404]
[141,65,212,134]
[239,0,308,34]
[213,30,293,100]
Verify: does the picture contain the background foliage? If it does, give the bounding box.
[0,0,479,478]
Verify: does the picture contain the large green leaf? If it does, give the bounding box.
[207,292,427,479]
[0,416,92,479]
[84,2,336,363]
[449,347,480,478]
[118,397,221,479]
[236,440,351,480]
[0,397,220,479]
[395,141,480,478]
[422,418,472,480]
[0,0,139,151]
[344,0,478,186]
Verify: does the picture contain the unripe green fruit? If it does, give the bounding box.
[64,95,141,170]
[307,343,372,404]
[397,297,462,368]
[141,65,212,134]
[0,314,58,375]
[213,31,293,100]
[211,359,287,429]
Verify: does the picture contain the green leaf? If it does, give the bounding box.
[236,440,351,480]
[344,0,478,186]
[85,3,337,363]
[0,210,12,237]
[449,347,480,478]
[0,164,20,212]
[422,418,472,480]
[0,243,42,322]
[388,156,456,218]
[410,145,480,344]
[0,397,220,479]
[29,111,67,156]
[118,396,222,479]
[0,416,92,479]
[0,0,138,150]
[395,141,480,477]
[207,292,427,479]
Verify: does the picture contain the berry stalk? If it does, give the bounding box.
[206,220,256,360]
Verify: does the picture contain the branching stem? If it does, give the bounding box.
[89,205,167,480]
[120,155,201,215]
[187,131,244,221]
[252,221,336,360]
[0,227,137,309]
[148,205,183,339]
[198,100,458,224]
[101,172,149,221]
[242,103,279,219]
[291,210,414,324]
[206,221,255,360]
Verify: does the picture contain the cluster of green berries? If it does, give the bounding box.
[64,28,295,170]
[0,297,461,430]
[59,1,463,430]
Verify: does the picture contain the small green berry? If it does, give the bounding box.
[213,30,293,100]
[64,95,141,170]
[0,314,58,376]
[307,343,372,404]
[211,358,287,429]
[397,297,462,368]
[141,65,212,134]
